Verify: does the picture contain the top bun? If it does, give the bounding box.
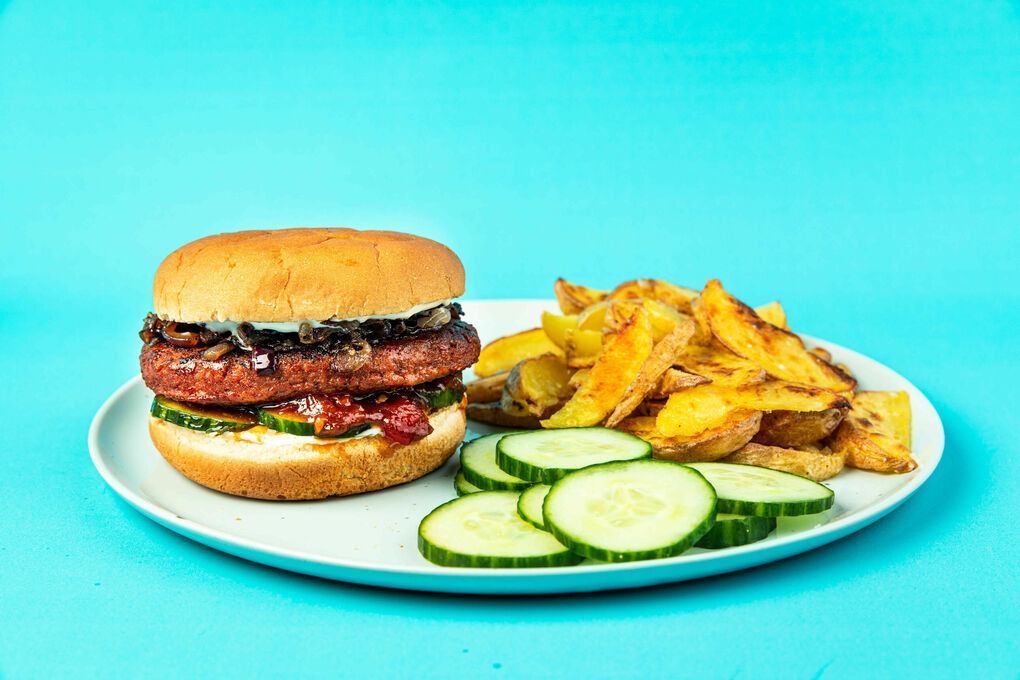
[153,229,465,322]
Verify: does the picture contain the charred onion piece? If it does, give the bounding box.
[252,346,276,375]
[416,306,452,329]
[202,342,236,361]
[161,322,202,347]
[331,338,371,373]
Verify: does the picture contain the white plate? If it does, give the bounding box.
[89,300,943,594]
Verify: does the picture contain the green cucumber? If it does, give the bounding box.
[151,397,255,434]
[685,462,834,517]
[516,484,551,530]
[454,469,483,496]
[459,434,532,491]
[495,427,652,483]
[543,459,716,563]
[417,491,583,568]
[695,513,777,549]
[256,408,372,439]
[420,385,465,410]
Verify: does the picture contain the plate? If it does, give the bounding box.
[89,300,943,594]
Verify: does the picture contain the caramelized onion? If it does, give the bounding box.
[201,342,236,361]
[331,338,371,373]
[161,322,201,347]
[252,346,276,375]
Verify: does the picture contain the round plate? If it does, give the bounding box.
[89,300,943,594]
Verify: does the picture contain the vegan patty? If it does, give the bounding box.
[141,320,480,405]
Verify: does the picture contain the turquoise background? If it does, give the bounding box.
[1,1,1018,678]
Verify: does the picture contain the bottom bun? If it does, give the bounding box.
[148,401,465,500]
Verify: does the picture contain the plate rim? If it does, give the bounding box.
[89,301,944,592]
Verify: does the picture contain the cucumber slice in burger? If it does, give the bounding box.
[150,397,256,434]
[684,462,835,517]
[542,459,716,562]
[495,427,652,483]
[695,513,777,549]
[419,385,465,410]
[460,434,532,491]
[256,408,373,439]
[454,469,483,496]
[417,491,582,568]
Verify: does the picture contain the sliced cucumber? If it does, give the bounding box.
[417,491,583,568]
[685,462,834,517]
[460,434,532,491]
[151,397,256,434]
[454,469,483,496]
[543,459,716,562]
[517,484,551,530]
[419,385,465,410]
[495,427,652,483]
[695,513,777,549]
[256,408,372,439]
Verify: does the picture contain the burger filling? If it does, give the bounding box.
[140,303,479,445]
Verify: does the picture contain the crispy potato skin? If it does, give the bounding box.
[554,278,608,315]
[500,354,572,418]
[831,391,915,473]
[465,371,509,404]
[608,279,699,315]
[617,410,761,463]
[605,320,694,427]
[753,407,848,447]
[466,402,542,429]
[474,327,562,377]
[722,442,845,481]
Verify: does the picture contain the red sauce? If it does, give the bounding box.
[269,392,434,444]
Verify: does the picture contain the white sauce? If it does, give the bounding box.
[194,298,454,333]
[233,426,382,445]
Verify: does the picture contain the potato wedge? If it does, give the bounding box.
[608,279,699,314]
[616,410,762,463]
[650,367,710,399]
[831,391,915,473]
[540,311,578,349]
[465,371,509,404]
[500,354,572,418]
[474,328,563,377]
[754,301,789,330]
[808,346,832,363]
[568,368,590,391]
[721,442,846,481]
[688,295,715,346]
[606,320,695,427]
[753,407,847,447]
[466,402,542,429]
[563,327,603,368]
[701,279,856,392]
[675,343,766,387]
[655,381,849,438]
[554,278,608,315]
[542,307,654,428]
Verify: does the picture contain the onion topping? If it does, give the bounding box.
[252,346,276,375]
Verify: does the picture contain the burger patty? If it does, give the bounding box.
[141,321,480,405]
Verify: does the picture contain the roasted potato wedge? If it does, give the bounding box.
[542,307,653,428]
[831,391,915,473]
[500,354,572,418]
[606,320,695,427]
[466,402,542,429]
[554,278,608,315]
[474,327,563,377]
[540,311,578,349]
[465,371,509,404]
[655,381,849,438]
[584,299,687,343]
[617,410,762,463]
[608,279,699,314]
[808,346,832,363]
[568,367,590,391]
[675,343,766,387]
[563,327,603,368]
[701,279,856,392]
[753,407,847,447]
[721,442,846,481]
[754,301,789,330]
[650,367,710,399]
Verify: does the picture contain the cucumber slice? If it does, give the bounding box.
[419,385,465,410]
[543,459,716,562]
[495,427,652,483]
[460,434,532,491]
[695,513,777,549]
[517,484,551,530]
[417,491,583,568]
[454,469,483,496]
[256,408,372,439]
[685,462,834,517]
[151,397,256,434]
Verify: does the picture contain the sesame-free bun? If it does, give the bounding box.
[153,228,465,323]
[148,402,466,500]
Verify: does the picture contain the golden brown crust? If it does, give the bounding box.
[148,402,465,500]
[753,407,847,447]
[722,442,846,481]
[616,410,762,463]
[153,228,465,322]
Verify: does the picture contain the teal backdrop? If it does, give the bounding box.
[1,1,1017,678]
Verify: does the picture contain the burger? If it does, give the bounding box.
[138,228,480,500]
